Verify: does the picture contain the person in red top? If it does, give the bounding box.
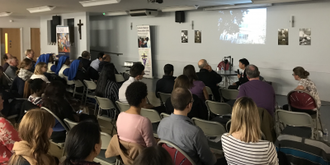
[0,94,20,164]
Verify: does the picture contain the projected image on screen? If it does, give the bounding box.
[218,8,267,44]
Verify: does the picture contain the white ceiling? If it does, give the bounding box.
[0,0,253,17]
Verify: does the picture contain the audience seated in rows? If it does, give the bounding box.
[133,146,174,165]
[237,64,275,116]
[197,59,222,101]
[78,51,91,71]
[158,87,217,165]
[56,56,70,77]
[24,49,36,72]
[229,58,249,89]
[30,62,50,83]
[63,122,101,165]
[221,97,279,164]
[4,57,18,80]
[0,94,20,164]
[9,109,58,165]
[95,63,119,110]
[183,65,209,101]
[165,75,208,120]
[67,59,90,82]
[2,53,13,72]
[155,64,176,97]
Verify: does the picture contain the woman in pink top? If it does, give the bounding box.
[116,81,156,147]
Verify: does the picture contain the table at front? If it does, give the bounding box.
[217,71,237,87]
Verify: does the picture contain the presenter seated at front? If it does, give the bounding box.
[292,66,321,109]
[197,59,222,101]
[236,64,276,116]
[117,81,156,147]
[158,87,221,165]
[229,58,249,89]
[221,97,279,165]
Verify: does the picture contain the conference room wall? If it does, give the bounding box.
[90,1,330,101]
[0,17,40,61]
[40,12,90,60]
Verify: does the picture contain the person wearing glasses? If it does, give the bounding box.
[158,87,219,165]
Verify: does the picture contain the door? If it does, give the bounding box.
[0,28,21,64]
[30,28,40,61]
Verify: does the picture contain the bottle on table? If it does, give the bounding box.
[324,128,328,142]
[221,66,224,73]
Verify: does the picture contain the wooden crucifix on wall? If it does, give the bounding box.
[77,19,84,40]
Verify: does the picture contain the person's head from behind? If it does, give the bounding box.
[25,49,34,59]
[29,79,47,97]
[81,51,91,60]
[230,97,261,142]
[19,58,33,71]
[293,66,309,80]
[34,62,47,75]
[63,122,101,164]
[183,65,198,85]
[65,58,71,65]
[171,87,193,114]
[198,59,209,70]
[18,109,55,163]
[133,146,174,165]
[239,58,249,70]
[173,75,192,89]
[3,53,12,62]
[102,54,111,62]
[164,64,174,76]
[100,63,116,82]
[43,80,66,100]
[130,62,145,80]
[97,52,104,61]
[126,81,148,108]
[8,57,18,67]
[245,64,260,80]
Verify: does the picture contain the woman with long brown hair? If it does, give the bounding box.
[183,65,209,100]
[221,97,278,165]
[9,109,58,165]
[30,62,50,83]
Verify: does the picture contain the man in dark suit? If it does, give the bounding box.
[197,59,222,101]
[155,64,176,97]
[229,58,250,89]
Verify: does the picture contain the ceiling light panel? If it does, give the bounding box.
[80,0,121,7]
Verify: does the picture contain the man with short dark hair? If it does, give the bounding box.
[119,62,145,103]
[157,87,217,165]
[197,59,222,101]
[155,64,176,97]
[237,64,276,116]
[78,50,91,70]
[90,52,104,71]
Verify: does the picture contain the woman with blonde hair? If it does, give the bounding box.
[30,62,50,83]
[221,97,278,165]
[9,109,57,165]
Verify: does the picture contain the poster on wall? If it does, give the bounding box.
[137,25,153,78]
[299,28,311,45]
[181,30,188,43]
[195,30,202,43]
[56,26,71,57]
[278,29,289,45]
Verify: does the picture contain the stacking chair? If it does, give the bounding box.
[205,86,214,101]
[73,80,85,100]
[63,118,78,130]
[115,74,125,83]
[41,107,68,156]
[157,92,171,106]
[95,96,118,135]
[94,132,117,165]
[141,108,161,138]
[192,117,226,153]
[160,113,170,119]
[287,90,323,132]
[205,100,231,120]
[220,88,238,102]
[158,140,196,165]
[84,80,97,105]
[115,101,129,112]
[276,109,314,139]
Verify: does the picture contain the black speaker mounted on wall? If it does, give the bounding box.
[52,16,61,25]
[175,11,185,23]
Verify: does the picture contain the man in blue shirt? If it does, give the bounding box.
[157,87,217,165]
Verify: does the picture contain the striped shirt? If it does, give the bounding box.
[104,80,119,103]
[221,133,279,165]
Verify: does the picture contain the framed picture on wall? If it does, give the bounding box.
[181,30,188,43]
[195,30,202,43]
[278,29,289,45]
[299,28,311,45]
